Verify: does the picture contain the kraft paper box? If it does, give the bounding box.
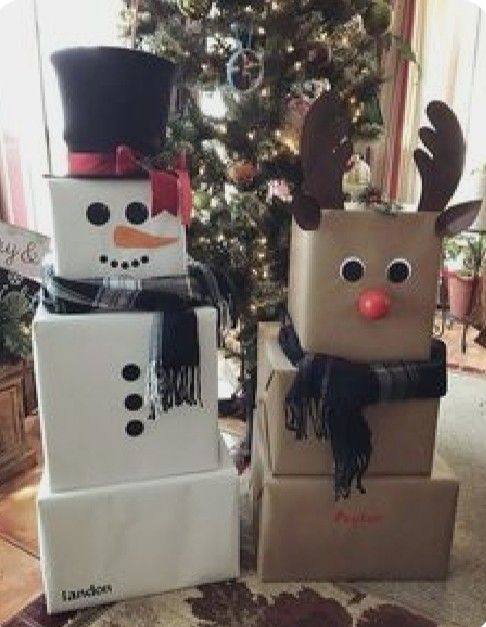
[252,413,458,582]
[48,178,187,279]
[257,322,438,476]
[38,437,239,614]
[33,305,219,491]
[287,210,442,361]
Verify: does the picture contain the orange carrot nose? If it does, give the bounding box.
[114,225,178,249]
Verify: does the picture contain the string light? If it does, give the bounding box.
[258,26,266,35]
[287,44,294,53]
[199,165,205,175]
[270,0,279,10]
[294,61,302,71]
[261,86,270,97]
[275,129,282,139]
[244,5,253,13]
[248,130,256,140]
[201,63,209,72]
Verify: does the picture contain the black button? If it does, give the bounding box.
[126,420,144,437]
[387,259,411,283]
[141,256,149,264]
[121,262,129,270]
[122,364,140,381]
[111,260,118,268]
[126,202,149,225]
[340,258,365,282]
[131,260,140,268]
[99,255,108,263]
[125,394,143,411]
[86,202,110,226]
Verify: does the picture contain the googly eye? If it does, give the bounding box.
[387,258,412,283]
[126,202,149,225]
[340,256,365,282]
[86,202,110,226]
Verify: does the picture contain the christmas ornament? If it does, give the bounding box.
[343,154,371,198]
[227,48,264,92]
[364,0,392,36]
[227,160,257,188]
[267,179,292,203]
[177,0,212,20]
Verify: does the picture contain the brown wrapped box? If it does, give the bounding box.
[252,411,458,582]
[287,211,442,361]
[257,322,438,476]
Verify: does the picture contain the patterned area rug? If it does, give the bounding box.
[5,577,440,627]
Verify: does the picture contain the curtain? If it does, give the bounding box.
[396,0,485,204]
[374,0,417,200]
[0,0,123,235]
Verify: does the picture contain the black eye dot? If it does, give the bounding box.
[99,255,108,264]
[86,202,110,226]
[126,202,149,225]
[121,262,129,270]
[122,364,140,381]
[111,260,118,268]
[132,260,140,268]
[387,259,411,283]
[126,420,144,437]
[125,394,143,411]
[340,257,365,282]
[141,256,149,264]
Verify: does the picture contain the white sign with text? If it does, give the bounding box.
[0,222,50,281]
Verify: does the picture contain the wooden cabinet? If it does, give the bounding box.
[0,360,36,485]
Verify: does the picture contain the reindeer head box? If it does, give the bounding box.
[288,92,481,361]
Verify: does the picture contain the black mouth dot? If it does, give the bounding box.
[99,255,108,264]
[121,262,129,270]
[141,256,149,264]
[126,420,144,437]
[111,260,118,268]
[131,260,140,268]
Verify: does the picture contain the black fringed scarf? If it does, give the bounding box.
[41,261,228,415]
[279,315,447,500]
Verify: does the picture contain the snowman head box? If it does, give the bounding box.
[48,46,190,279]
[288,91,482,361]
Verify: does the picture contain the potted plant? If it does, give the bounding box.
[444,235,485,322]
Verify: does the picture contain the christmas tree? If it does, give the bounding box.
[122,0,392,410]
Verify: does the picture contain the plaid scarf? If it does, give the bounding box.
[279,314,447,500]
[41,261,228,415]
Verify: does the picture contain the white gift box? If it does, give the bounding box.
[48,178,187,279]
[33,305,219,491]
[38,437,240,614]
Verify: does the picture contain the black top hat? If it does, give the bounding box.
[51,47,175,157]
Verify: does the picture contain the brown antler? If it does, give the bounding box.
[414,101,465,213]
[291,91,353,230]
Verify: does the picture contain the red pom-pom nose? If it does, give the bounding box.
[358,289,391,320]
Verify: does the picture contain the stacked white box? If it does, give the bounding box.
[38,438,239,613]
[36,154,240,612]
[34,305,219,491]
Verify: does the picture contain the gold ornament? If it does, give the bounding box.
[177,0,212,20]
[228,160,257,187]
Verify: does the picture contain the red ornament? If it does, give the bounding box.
[357,289,391,320]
